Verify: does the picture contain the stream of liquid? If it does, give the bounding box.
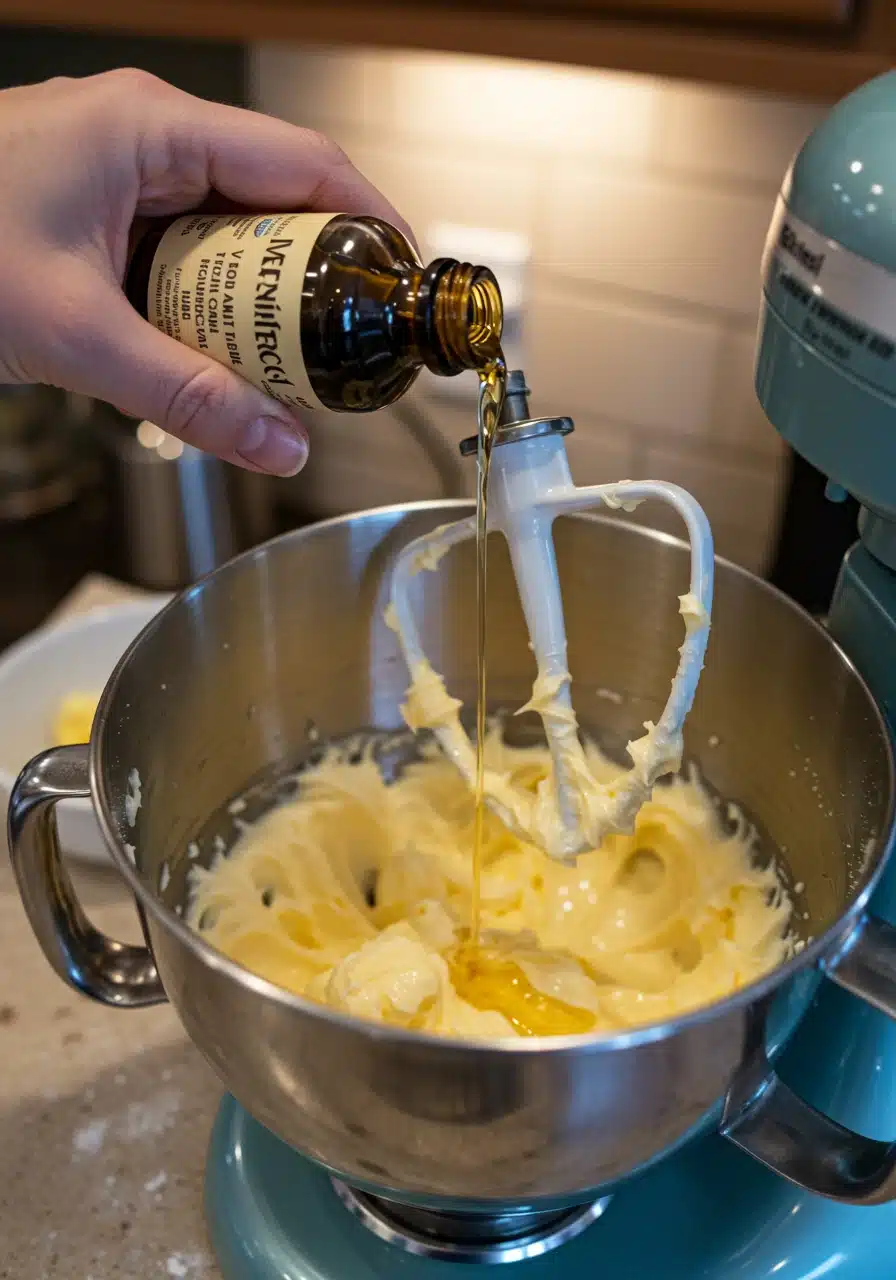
[449,351,607,1032]
[455,361,605,1032]
[470,353,506,945]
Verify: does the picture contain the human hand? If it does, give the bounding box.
[0,70,411,475]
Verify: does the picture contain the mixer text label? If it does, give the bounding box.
[776,267,895,366]
[780,222,825,277]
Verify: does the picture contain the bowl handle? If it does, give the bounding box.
[722,911,896,1203]
[7,744,167,1008]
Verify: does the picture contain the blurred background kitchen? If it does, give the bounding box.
[2,2,890,650]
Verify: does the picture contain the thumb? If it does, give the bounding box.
[64,290,309,475]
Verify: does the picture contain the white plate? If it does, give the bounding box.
[0,598,169,865]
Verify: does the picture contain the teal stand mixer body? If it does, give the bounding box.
[207,74,896,1279]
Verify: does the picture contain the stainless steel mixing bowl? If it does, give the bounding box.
[9,503,896,1209]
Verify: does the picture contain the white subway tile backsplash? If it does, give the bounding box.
[389,52,659,162]
[287,404,455,517]
[341,138,538,244]
[252,45,659,164]
[643,441,783,542]
[659,82,822,188]
[543,167,775,317]
[527,285,722,436]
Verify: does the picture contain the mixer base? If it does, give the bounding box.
[206,982,896,1279]
[329,1179,609,1263]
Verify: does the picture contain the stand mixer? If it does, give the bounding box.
[204,71,896,1278]
[10,71,896,1280]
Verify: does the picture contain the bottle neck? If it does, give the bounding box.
[412,259,503,375]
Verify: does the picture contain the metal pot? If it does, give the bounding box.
[8,504,896,1209]
[0,386,107,648]
[90,408,275,591]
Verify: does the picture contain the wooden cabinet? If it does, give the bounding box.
[462,0,854,22]
[0,0,891,100]
[559,0,852,21]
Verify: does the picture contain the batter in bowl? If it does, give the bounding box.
[187,725,794,1039]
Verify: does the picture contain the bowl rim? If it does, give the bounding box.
[91,501,896,1057]
[0,597,170,800]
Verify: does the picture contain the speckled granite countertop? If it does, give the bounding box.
[1,578,224,1280]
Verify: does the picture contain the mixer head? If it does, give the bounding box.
[756,71,896,564]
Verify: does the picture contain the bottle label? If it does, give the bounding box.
[146,212,339,412]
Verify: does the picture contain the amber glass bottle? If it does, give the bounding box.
[126,211,503,414]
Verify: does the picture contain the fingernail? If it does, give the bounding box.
[238,417,308,476]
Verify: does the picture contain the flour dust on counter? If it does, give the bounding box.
[0,845,224,1278]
